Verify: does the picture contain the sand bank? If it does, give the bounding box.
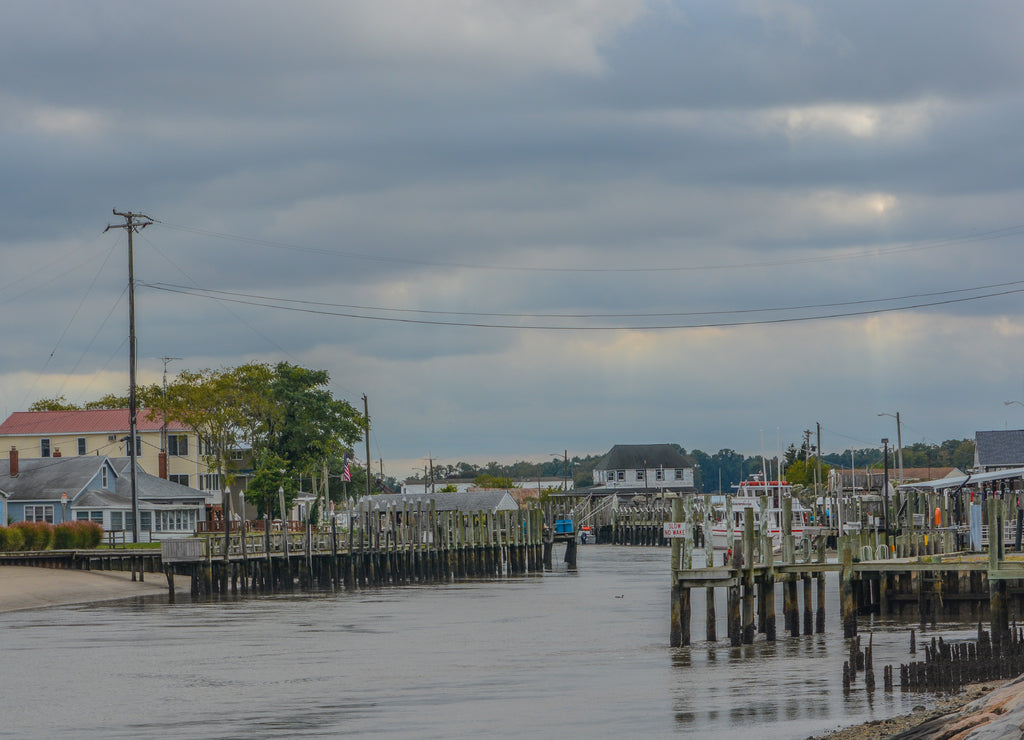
[0,565,177,613]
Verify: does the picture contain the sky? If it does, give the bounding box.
[3,1,1024,479]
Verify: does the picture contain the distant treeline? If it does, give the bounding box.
[421,438,975,495]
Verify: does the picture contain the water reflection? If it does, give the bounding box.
[0,547,963,739]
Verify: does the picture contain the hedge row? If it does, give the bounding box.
[0,521,104,551]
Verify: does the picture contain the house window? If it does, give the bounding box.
[230,449,245,461]
[78,437,87,455]
[101,467,108,488]
[76,510,103,524]
[40,439,51,457]
[675,469,684,480]
[655,469,664,481]
[617,470,625,481]
[200,474,221,491]
[167,434,188,456]
[111,511,123,530]
[169,474,190,487]
[635,469,644,481]
[154,509,197,532]
[125,435,142,456]
[25,505,54,523]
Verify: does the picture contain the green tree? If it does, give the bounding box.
[258,363,365,477]
[154,365,263,553]
[473,474,515,489]
[28,395,79,411]
[84,393,133,409]
[243,454,298,518]
[784,457,832,487]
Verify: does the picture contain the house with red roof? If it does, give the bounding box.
[0,409,221,497]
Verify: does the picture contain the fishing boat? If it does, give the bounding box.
[710,476,807,551]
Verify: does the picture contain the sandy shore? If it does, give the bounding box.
[0,565,180,613]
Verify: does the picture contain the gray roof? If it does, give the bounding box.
[74,489,126,508]
[975,430,1024,467]
[0,456,112,501]
[117,470,207,504]
[355,491,519,513]
[594,444,690,471]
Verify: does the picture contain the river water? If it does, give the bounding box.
[0,546,973,739]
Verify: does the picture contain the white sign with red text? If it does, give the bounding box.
[663,522,686,538]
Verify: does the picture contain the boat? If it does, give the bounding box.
[710,476,807,551]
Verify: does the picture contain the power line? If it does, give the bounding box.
[141,280,1024,331]
[144,277,1024,320]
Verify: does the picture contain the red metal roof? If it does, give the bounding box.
[0,409,187,435]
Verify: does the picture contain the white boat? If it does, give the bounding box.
[710,477,807,551]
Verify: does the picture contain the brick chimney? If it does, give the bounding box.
[9,447,18,477]
[158,451,168,479]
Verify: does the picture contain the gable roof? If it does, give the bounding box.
[594,444,690,470]
[975,430,1024,467]
[0,456,113,501]
[356,490,519,513]
[119,470,207,504]
[0,409,186,436]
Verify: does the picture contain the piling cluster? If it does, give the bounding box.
[896,624,1024,693]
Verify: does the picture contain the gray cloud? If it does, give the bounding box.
[3,1,1024,474]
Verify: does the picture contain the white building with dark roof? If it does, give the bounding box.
[587,443,695,497]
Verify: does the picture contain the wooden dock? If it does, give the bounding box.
[0,503,588,601]
[670,495,1024,647]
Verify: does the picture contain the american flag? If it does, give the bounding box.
[343,458,351,482]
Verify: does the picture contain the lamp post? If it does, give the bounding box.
[878,412,904,486]
[60,493,67,522]
[881,438,890,547]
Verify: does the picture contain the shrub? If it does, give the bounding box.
[81,520,103,548]
[12,521,54,550]
[53,520,104,549]
[0,526,26,551]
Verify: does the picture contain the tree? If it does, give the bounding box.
[785,457,831,487]
[154,365,264,555]
[244,454,298,518]
[473,474,515,489]
[84,393,133,409]
[28,395,79,411]
[257,362,365,479]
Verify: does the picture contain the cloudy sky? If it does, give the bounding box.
[3,1,1024,478]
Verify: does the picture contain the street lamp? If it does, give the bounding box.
[878,412,903,486]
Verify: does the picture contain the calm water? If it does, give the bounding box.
[0,547,972,739]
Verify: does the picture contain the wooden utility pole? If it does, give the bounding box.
[104,209,153,543]
[363,394,371,497]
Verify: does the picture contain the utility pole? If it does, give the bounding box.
[104,209,153,543]
[363,394,371,497]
